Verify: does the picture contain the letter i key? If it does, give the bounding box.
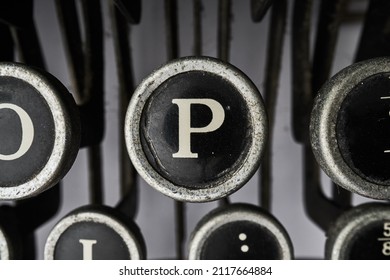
[44,188,146,260]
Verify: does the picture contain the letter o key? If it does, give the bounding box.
[125,57,268,202]
[0,63,80,200]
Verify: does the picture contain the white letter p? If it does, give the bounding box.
[172,98,225,158]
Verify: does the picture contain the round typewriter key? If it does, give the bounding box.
[310,57,390,199]
[0,63,80,200]
[326,203,390,259]
[44,206,145,260]
[0,225,10,260]
[188,204,293,259]
[125,57,267,202]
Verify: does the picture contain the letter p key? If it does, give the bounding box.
[172,98,225,158]
[125,57,268,202]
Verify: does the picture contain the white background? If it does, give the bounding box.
[14,0,376,259]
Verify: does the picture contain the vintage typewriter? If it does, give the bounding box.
[0,0,390,260]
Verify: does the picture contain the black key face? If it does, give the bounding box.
[346,221,390,260]
[336,73,390,185]
[0,76,55,187]
[140,71,250,188]
[54,222,131,260]
[200,221,280,260]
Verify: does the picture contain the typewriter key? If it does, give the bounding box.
[125,57,267,202]
[188,204,293,259]
[310,57,390,199]
[0,63,80,200]
[44,205,145,260]
[326,203,390,259]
